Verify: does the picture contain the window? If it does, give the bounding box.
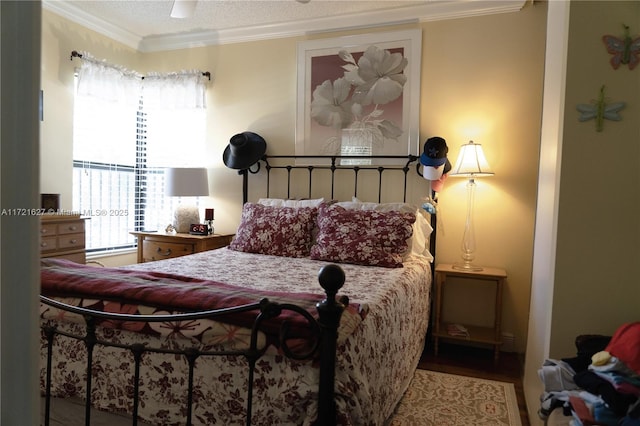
[72,58,207,253]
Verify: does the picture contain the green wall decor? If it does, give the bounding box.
[576,85,625,132]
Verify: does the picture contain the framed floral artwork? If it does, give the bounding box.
[296,29,422,165]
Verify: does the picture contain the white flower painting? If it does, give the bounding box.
[296,30,422,164]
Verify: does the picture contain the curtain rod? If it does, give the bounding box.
[70,50,211,81]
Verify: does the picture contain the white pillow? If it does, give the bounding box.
[412,210,434,261]
[335,198,433,261]
[335,198,415,214]
[258,198,325,208]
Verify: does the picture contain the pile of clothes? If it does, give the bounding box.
[538,322,640,426]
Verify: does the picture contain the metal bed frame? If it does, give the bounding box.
[40,154,434,426]
[41,264,346,426]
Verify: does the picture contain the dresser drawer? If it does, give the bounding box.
[41,223,57,237]
[143,240,194,262]
[58,233,85,250]
[40,236,58,252]
[57,220,85,235]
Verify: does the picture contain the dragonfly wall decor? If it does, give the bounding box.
[576,85,625,132]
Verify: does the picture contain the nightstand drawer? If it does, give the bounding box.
[143,240,194,262]
[205,235,234,250]
[132,232,234,263]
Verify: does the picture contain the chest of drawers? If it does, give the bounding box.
[40,216,87,263]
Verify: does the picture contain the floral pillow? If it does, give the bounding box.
[336,198,433,261]
[229,203,318,258]
[310,204,416,268]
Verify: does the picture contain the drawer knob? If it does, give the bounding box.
[68,226,77,231]
[69,239,77,244]
[157,247,172,257]
[41,242,48,248]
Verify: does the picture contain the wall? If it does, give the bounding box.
[524,1,640,423]
[40,4,548,353]
[552,0,640,356]
[40,10,141,206]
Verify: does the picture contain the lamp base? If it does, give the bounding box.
[173,205,200,233]
[452,262,483,272]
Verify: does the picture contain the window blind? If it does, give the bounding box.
[72,57,208,253]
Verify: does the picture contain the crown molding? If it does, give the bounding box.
[43,0,141,50]
[44,0,526,53]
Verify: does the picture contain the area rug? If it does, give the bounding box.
[44,370,522,425]
[387,369,522,426]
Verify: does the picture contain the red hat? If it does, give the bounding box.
[606,322,640,374]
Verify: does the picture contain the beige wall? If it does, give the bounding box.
[553,1,639,356]
[40,4,548,353]
[40,11,141,205]
[524,2,640,423]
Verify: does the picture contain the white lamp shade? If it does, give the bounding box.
[165,167,209,197]
[450,141,494,177]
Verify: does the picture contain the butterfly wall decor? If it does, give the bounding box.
[602,24,640,70]
[576,85,625,132]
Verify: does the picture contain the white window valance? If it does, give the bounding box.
[144,71,208,109]
[76,54,142,106]
[74,52,208,109]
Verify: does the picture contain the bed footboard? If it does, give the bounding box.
[40,264,346,426]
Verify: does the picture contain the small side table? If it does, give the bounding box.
[432,263,507,363]
[130,231,234,263]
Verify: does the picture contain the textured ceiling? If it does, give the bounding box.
[43,0,527,51]
[62,1,422,37]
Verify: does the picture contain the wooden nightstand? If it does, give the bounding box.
[130,231,234,263]
[432,263,507,363]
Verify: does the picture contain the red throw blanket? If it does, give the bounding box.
[41,258,329,340]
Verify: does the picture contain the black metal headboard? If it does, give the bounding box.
[240,154,422,203]
[238,154,437,265]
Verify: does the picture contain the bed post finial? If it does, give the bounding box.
[317,263,345,298]
[316,264,346,426]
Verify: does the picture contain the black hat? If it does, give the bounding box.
[419,136,449,167]
[223,132,267,170]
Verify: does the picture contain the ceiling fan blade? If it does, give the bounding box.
[170,0,197,19]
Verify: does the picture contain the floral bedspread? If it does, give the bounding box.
[40,248,431,425]
[41,257,361,345]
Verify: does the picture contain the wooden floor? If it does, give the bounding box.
[419,341,530,426]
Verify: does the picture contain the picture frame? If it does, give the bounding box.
[296,29,422,165]
[41,193,60,213]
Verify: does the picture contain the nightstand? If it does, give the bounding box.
[130,231,234,263]
[432,263,507,363]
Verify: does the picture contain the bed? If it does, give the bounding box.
[40,154,435,425]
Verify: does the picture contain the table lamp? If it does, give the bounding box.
[165,167,209,233]
[449,141,494,271]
